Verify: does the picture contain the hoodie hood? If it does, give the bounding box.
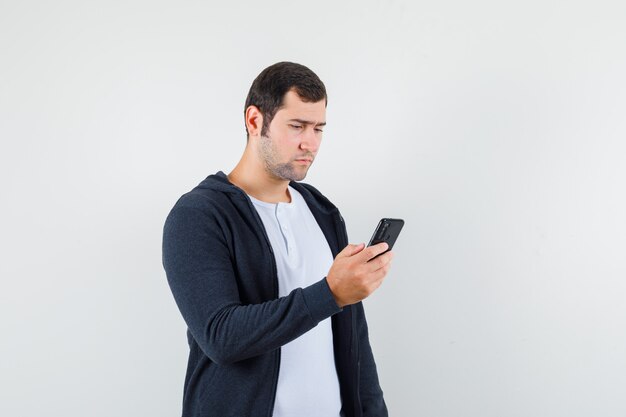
[195,170,340,215]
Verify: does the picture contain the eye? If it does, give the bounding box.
[289,124,303,130]
[315,128,324,133]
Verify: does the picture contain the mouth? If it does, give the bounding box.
[295,158,313,164]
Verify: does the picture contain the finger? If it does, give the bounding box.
[359,242,389,262]
[366,251,393,272]
[338,243,365,258]
[366,265,390,292]
[372,263,392,283]
[364,246,393,267]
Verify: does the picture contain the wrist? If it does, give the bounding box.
[325,275,345,308]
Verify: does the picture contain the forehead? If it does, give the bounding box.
[275,90,326,122]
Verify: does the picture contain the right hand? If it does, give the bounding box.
[326,242,394,308]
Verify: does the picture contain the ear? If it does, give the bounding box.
[245,105,263,137]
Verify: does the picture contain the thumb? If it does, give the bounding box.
[338,243,365,258]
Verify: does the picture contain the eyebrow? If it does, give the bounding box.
[287,118,326,127]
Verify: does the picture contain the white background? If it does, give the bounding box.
[1,1,625,416]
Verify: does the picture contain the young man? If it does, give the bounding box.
[162,62,393,417]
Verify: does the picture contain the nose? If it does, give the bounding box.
[299,126,320,154]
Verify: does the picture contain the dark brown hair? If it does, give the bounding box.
[244,62,327,138]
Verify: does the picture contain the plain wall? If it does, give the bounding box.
[1,1,625,416]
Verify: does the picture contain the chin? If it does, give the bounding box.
[292,167,310,182]
[268,162,311,182]
[287,170,307,182]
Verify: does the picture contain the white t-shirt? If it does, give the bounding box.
[248,185,342,417]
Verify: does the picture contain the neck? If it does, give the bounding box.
[227,149,291,204]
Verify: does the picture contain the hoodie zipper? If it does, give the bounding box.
[337,212,361,412]
[238,193,281,417]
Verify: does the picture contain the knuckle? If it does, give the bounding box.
[353,273,365,286]
[375,258,384,270]
[353,265,363,279]
[373,279,383,290]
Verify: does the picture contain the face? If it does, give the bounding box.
[257,90,326,182]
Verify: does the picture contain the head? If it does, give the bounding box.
[244,62,327,181]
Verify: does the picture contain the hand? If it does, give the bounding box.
[326,242,394,308]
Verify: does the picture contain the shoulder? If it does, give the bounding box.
[165,186,240,232]
[172,188,227,211]
[168,170,245,213]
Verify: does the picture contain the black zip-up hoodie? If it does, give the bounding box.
[162,171,388,417]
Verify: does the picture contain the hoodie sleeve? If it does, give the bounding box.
[162,204,341,365]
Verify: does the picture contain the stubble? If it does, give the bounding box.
[258,134,308,182]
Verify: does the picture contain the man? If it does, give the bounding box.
[162,62,393,417]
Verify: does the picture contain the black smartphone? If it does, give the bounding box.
[367,218,404,256]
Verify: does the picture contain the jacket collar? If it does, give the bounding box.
[198,171,340,215]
